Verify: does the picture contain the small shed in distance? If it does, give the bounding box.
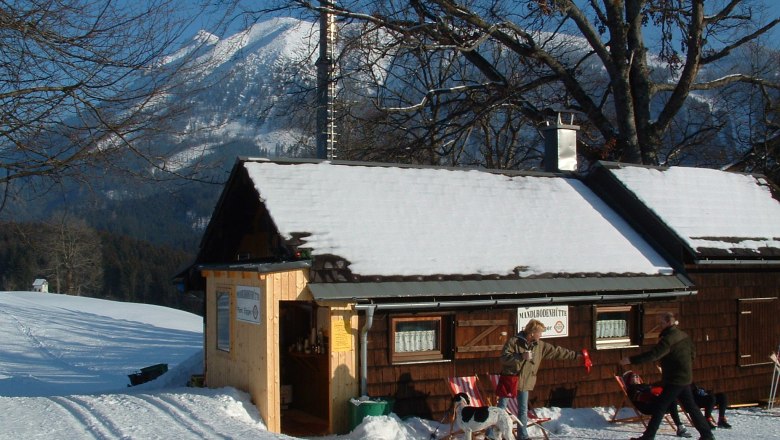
[32,279,48,293]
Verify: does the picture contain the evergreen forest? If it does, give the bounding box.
[0,221,200,315]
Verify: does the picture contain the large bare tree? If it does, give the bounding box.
[259,0,779,168]
[33,213,103,295]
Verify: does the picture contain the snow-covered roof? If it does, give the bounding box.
[606,164,780,257]
[32,279,47,286]
[244,160,674,278]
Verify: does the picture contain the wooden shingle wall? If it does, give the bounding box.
[361,284,779,423]
[679,268,780,405]
[362,304,667,422]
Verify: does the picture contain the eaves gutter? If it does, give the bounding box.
[692,258,780,266]
[196,260,312,273]
[352,289,697,311]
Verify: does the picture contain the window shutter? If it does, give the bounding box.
[738,297,778,367]
[454,319,510,359]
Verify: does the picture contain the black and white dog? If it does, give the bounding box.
[451,392,516,440]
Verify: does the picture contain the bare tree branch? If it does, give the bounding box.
[655,73,780,92]
[0,0,228,206]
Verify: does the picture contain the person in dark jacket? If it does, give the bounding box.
[492,318,583,440]
[620,312,714,440]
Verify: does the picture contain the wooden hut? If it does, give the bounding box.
[586,161,780,405]
[188,157,701,436]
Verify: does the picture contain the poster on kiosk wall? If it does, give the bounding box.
[236,285,262,325]
[517,305,569,338]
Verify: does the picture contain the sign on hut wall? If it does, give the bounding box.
[517,305,569,338]
[236,285,262,324]
[331,315,352,352]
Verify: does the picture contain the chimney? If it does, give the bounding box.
[542,113,579,172]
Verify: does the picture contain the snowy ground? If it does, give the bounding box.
[1,291,779,439]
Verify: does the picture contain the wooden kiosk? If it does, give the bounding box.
[201,263,358,435]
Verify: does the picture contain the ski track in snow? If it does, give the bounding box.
[1,305,63,365]
[50,395,126,439]
[134,393,221,438]
[0,301,102,382]
[31,392,248,439]
[47,393,219,439]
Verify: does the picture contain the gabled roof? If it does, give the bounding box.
[242,158,676,278]
[589,162,780,263]
[193,158,697,303]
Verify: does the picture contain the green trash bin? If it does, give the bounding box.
[348,397,394,430]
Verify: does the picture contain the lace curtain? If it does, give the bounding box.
[596,319,627,339]
[395,329,437,352]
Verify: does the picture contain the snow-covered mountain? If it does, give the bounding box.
[3,17,324,249]
[150,17,321,176]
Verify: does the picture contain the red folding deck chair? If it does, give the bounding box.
[612,373,676,431]
[612,374,649,425]
[487,373,551,440]
[444,375,492,439]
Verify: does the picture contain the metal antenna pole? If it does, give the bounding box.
[316,1,337,160]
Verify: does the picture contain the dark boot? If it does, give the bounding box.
[676,425,692,437]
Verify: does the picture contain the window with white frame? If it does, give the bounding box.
[390,316,450,363]
[217,290,231,352]
[594,305,637,349]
